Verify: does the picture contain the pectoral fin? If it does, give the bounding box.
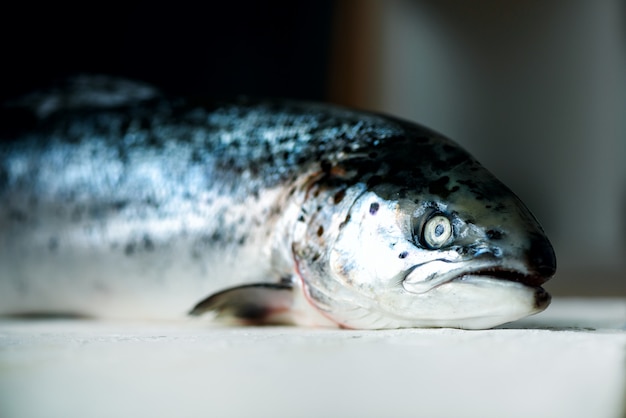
[189,283,295,325]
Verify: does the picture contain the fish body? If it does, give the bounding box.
[0,77,556,329]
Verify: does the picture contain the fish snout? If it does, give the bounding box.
[527,234,556,282]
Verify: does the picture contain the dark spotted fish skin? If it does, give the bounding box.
[0,81,408,318]
[0,78,555,327]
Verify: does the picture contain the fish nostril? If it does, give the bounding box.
[528,235,557,278]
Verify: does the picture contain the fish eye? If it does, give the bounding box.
[420,213,453,249]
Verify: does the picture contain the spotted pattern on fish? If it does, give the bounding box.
[0,77,556,329]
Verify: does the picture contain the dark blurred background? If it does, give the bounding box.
[2,0,624,296]
[0,1,334,101]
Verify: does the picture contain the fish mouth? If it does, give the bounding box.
[458,267,550,287]
[402,261,553,295]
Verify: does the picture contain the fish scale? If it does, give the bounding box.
[0,77,556,329]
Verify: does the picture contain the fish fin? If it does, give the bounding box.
[189,283,295,325]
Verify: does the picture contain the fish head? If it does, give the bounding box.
[298,134,556,329]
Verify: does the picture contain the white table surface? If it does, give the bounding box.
[1,298,625,418]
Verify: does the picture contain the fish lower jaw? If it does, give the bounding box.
[451,274,551,313]
[394,275,551,329]
[316,276,551,330]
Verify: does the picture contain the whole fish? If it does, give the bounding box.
[0,76,556,329]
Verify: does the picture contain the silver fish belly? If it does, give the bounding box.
[0,78,556,329]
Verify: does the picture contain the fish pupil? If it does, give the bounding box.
[434,224,444,237]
